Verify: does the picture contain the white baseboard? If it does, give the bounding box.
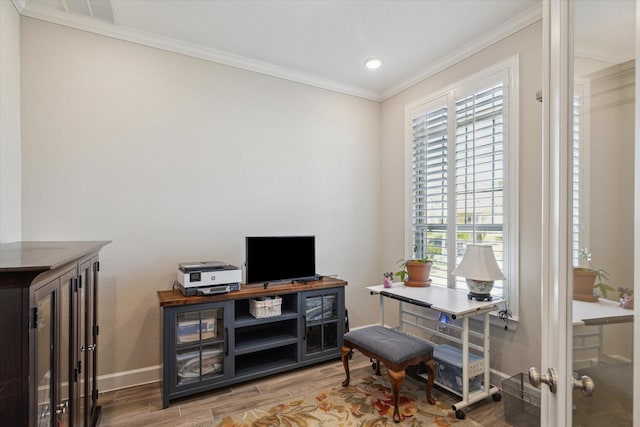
[97,335,515,395]
[98,365,161,393]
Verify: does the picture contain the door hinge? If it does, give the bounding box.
[78,360,82,375]
[93,261,100,272]
[94,325,99,336]
[93,389,99,400]
[78,275,82,289]
[32,307,38,329]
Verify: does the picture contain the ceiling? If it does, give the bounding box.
[13,0,634,101]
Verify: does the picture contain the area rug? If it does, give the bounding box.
[215,374,481,426]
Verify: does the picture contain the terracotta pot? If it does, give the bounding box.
[405,260,433,287]
[573,268,597,302]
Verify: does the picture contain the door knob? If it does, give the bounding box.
[572,373,595,397]
[528,366,558,393]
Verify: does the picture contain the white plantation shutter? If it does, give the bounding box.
[407,62,516,302]
[411,104,449,286]
[572,94,581,265]
[453,83,505,292]
[571,84,589,267]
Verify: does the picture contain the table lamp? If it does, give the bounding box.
[452,244,505,301]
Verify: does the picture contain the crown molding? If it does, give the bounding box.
[20,1,382,101]
[380,4,542,101]
[19,1,542,103]
[11,0,27,14]
[575,44,633,67]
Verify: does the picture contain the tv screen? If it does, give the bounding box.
[245,236,316,284]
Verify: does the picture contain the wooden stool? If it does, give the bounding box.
[341,325,436,423]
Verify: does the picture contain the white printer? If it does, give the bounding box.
[177,261,241,296]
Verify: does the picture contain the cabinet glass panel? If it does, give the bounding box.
[77,269,87,426]
[176,349,200,385]
[323,323,338,350]
[176,309,220,345]
[60,278,71,427]
[36,293,53,427]
[305,294,337,322]
[306,324,322,354]
[201,344,224,379]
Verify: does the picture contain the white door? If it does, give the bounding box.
[540,0,637,425]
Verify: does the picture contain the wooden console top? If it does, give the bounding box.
[157,277,347,307]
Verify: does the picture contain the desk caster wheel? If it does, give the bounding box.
[492,392,502,401]
[455,409,465,420]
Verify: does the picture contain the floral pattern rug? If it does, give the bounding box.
[215,375,482,427]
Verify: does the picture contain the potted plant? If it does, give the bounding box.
[395,253,433,287]
[573,248,615,301]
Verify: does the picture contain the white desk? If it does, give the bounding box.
[572,298,633,366]
[367,283,505,418]
[573,298,633,325]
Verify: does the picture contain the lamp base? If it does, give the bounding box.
[467,292,493,301]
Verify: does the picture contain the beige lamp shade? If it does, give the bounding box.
[452,244,505,281]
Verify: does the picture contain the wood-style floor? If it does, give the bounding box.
[98,351,511,426]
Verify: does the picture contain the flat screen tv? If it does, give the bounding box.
[245,236,316,284]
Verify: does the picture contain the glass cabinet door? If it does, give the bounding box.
[302,289,343,359]
[174,307,226,388]
[35,287,54,427]
[34,276,73,427]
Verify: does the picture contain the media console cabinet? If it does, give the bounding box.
[157,277,346,408]
[0,241,110,427]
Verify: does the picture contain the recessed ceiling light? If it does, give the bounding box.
[365,58,382,70]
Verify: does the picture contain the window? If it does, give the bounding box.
[405,58,519,311]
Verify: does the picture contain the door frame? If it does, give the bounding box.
[541,0,572,424]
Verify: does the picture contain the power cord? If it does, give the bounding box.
[498,306,512,330]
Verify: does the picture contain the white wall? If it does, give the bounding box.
[20,18,382,379]
[380,21,544,377]
[588,61,635,296]
[0,1,22,243]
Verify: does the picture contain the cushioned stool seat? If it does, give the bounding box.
[342,325,436,423]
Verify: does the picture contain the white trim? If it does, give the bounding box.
[506,57,520,318]
[382,5,541,100]
[575,46,634,67]
[97,364,161,393]
[541,0,573,425]
[10,0,26,13]
[18,1,541,103]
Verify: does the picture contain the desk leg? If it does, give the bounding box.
[462,316,469,404]
[451,312,501,418]
[379,294,385,326]
[484,311,491,397]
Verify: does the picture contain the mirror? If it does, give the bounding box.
[571,0,634,425]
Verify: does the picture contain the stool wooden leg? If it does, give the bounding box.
[387,368,405,423]
[425,359,436,405]
[341,345,352,387]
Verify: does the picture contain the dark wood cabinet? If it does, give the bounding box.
[158,278,346,408]
[0,241,109,427]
